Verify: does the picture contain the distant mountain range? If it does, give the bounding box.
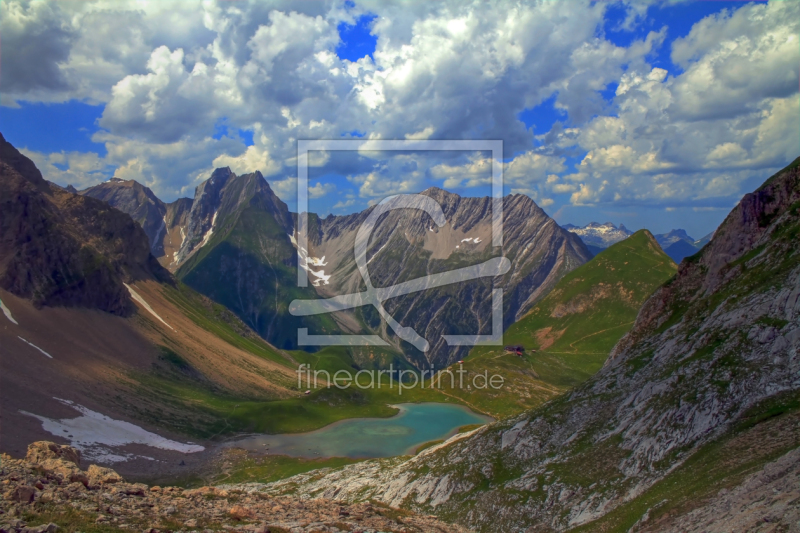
[561,222,633,251]
[564,222,715,263]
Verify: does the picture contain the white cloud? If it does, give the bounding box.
[4,0,797,215]
[333,198,356,211]
[555,0,800,208]
[308,182,336,199]
[669,1,799,121]
[21,149,111,189]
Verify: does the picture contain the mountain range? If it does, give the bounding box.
[564,222,715,263]
[3,128,798,531]
[81,172,592,368]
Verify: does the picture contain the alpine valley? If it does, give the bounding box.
[1,129,798,533]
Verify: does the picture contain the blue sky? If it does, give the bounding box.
[1,0,797,239]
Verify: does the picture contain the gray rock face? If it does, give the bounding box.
[255,158,800,531]
[307,187,591,367]
[80,178,168,256]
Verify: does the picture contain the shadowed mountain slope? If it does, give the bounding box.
[0,133,170,316]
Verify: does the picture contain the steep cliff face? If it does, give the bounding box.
[0,133,169,315]
[260,158,800,532]
[307,187,591,367]
[161,197,194,267]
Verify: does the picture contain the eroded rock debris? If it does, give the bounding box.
[1,442,470,533]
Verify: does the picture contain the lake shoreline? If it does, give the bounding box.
[222,402,493,460]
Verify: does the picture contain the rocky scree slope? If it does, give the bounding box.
[1,441,468,533]
[255,158,800,532]
[0,133,170,315]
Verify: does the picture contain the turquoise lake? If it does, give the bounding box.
[226,403,492,459]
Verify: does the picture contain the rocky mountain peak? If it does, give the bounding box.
[0,135,170,315]
[419,185,461,201]
[81,177,167,256]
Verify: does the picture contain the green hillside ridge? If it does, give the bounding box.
[431,230,677,419]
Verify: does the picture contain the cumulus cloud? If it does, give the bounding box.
[669,2,799,121]
[4,0,797,217]
[308,181,336,199]
[21,149,111,189]
[0,1,74,102]
[555,1,800,208]
[348,154,426,199]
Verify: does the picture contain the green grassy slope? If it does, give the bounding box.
[161,282,295,368]
[128,342,463,441]
[432,230,677,418]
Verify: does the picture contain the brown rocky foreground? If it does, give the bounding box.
[1,442,469,533]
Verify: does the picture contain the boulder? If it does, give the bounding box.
[19,524,58,533]
[228,505,255,520]
[25,442,80,467]
[87,465,122,486]
[3,485,36,503]
[38,460,88,487]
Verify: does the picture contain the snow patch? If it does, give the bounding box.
[123,283,174,330]
[0,298,18,325]
[460,237,481,244]
[153,216,166,248]
[20,398,203,463]
[288,233,331,286]
[367,242,389,265]
[171,226,187,265]
[199,211,218,248]
[17,336,52,359]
